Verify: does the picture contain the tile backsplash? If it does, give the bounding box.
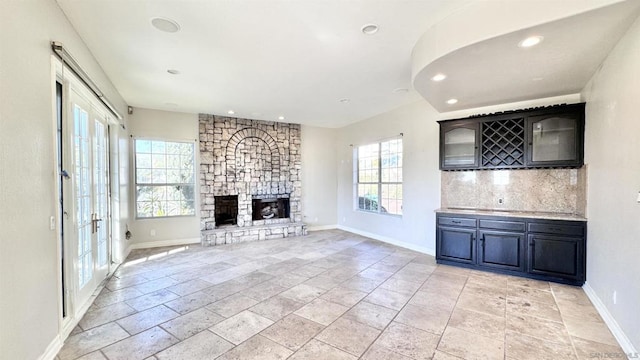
[441,168,586,216]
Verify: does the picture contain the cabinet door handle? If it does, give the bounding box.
[452,220,462,224]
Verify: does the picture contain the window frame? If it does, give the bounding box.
[133,137,197,219]
[354,137,403,217]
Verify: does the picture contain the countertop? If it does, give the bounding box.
[435,208,587,222]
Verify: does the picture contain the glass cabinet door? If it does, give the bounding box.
[527,113,582,166]
[441,124,478,168]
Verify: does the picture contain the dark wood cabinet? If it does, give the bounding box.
[439,103,585,170]
[436,212,586,285]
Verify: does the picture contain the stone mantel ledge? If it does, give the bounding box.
[435,208,587,222]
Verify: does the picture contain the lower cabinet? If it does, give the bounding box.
[436,213,586,285]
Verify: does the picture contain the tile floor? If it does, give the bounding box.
[56,230,626,360]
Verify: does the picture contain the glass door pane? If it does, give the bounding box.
[94,119,109,277]
[73,104,93,289]
[531,117,577,162]
[444,127,476,166]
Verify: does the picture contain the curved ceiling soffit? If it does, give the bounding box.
[411,0,633,112]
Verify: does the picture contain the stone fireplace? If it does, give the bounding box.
[199,114,305,245]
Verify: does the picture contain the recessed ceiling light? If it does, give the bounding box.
[446,98,458,105]
[393,88,409,94]
[167,69,180,75]
[361,24,379,35]
[339,98,350,103]
[431,73,447,82]
[518,36,543,48]
[227,110,235,115]
[278,116,285,120]
[151,17,181,33]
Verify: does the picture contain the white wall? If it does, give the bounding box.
[128,108,201,247]
[335,101,441,253]
[582,16,640,351]
[0,0,129,359]
[301,125,338,229]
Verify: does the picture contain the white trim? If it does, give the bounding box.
[337,225,435,256]
[582,282,638,356]
[127,237,201,250]
[307,224,338,231]
[38,335,62,360]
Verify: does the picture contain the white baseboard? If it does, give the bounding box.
[583,282,638,356]
[38,335,62,360]
[127,237,201,250]
[307,224,338,232]
[337,225,435,256]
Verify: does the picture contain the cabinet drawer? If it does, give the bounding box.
[479,219,525,232]
[527,222,584,237]
[438,217,477,228]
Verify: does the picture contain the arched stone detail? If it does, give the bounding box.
[225,127,280,180]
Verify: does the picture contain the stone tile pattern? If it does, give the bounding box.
[199,114,305,245]
[56,230,625,360]
[441,168,587,216]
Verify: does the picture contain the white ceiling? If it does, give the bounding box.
[56,0,640,127]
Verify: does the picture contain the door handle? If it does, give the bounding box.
[91,213,103,233]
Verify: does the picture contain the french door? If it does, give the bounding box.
[66,86,111,313]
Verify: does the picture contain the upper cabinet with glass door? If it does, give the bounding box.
[440,121,479,170]
[525,106,584,167]
[438,103,584,171]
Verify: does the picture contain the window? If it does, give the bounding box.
[355,138,403,215]
[135,139,195,218]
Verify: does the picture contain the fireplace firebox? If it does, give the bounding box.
[214,195,238,227]
[252,197,290,221]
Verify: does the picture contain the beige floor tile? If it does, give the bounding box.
[379,277,422,296]
[288,339,356,360]
[368,261,404,273]
[507,277,551,291]
[572,336,627,360]
[421,273,467,293]
[206,293,259,317]
[101,326,179,360]
[375,322,440,360]
[94,287,144,308]
[364,287,412,311]
[409,288,459,312]
[359,268,395,282]
[456,291,506,317]
[78,302,138,330]
[320,286,368,307]
[279,283,326,303]
[133,277,180,295]
[563,315,619,346]
[505,331,576,359]
[216,335,293,360]
[210,310,274,345]
[343,301,397,330]
[448,307,505,340]
[302,274,344,291]
[394,303,452,335]
[74,351,108,360]
[125,289,180,312]
[290,264,327,278]
[507,284,556,304]
[340,275,384,292]
[391,267,431,284]
[164,289,217,314]
[507,296,562,322]
[432,350,463,360]
[116,305,179,335]
[550,283,593,305]
[294,298,349,325]
[267,273,309,288]
[556,298,603,322]
[165,279,214,297]
[155,330,233,360]
[433,264,471,276]
[315,317,381,356]
[437,327,504,360]
[260,314,324,351]
[507,313,572,345]
[249,295,305,321]
[462,280,507,298]
[57,323,129,360]
[242,281,287,301]
[361,344,413,360]
[160,307,225,340]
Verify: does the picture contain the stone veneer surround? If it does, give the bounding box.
[199,114,305,245]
